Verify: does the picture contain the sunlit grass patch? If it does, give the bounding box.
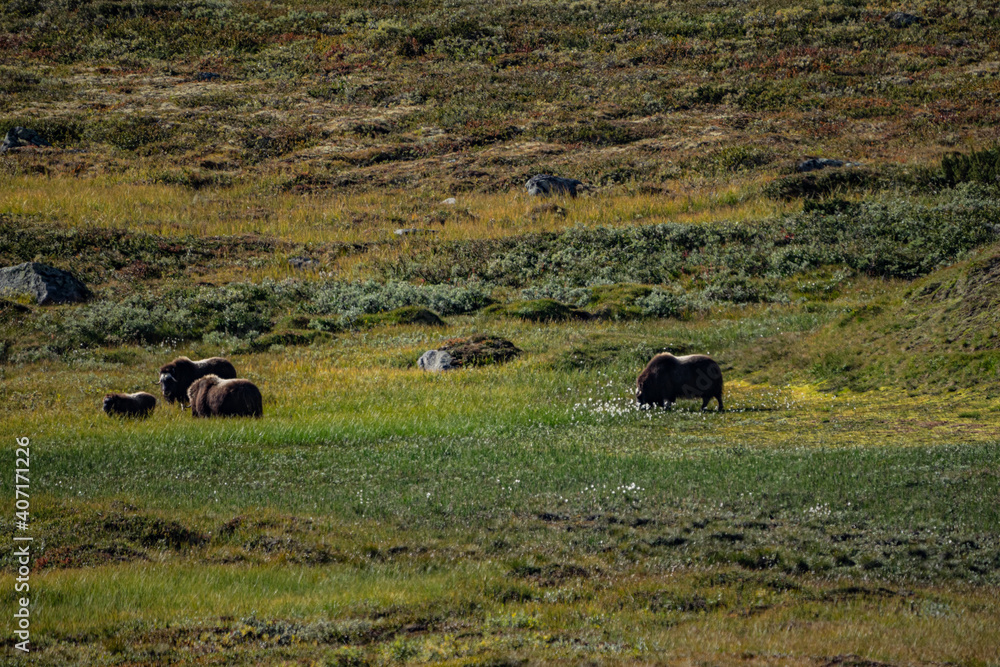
[5,562,999,665]
[0,174,794,248]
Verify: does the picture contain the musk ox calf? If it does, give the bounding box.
[103,392,157,418]
[636,353,724,412]
[159,356,237,405]
[187,375,262,418]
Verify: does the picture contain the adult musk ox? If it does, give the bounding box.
[636,353,724,412]
[187,375,263,418]
[158,356,237,405]
[103,392,157,418]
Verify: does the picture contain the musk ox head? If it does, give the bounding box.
[635,384,653,408]
[159,371,179,401]
[159,357,197,404]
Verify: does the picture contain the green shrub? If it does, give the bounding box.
[0,115,84,145]
[0,67,39,94]
[636,287,693,318]
[942,146,1000,186]
[302,280,492,317]
[45,298,198,346]
[701,273,779,304]
[387,187,1000,286]
[88,115,171,151]
[693,146,776,176]
[764,167,884,200]
[248,329,331,352]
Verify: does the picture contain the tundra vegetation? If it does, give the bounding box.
[2,0,1000,664]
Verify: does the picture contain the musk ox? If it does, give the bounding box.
[103,392,157,418]
[187,375,263,418]
[636,353,724,412]
[158,356,237,405]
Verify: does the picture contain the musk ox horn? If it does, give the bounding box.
[159,372,174,383]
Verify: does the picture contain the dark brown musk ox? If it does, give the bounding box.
[103,392,157,418]
[187,375,263,418]
[636,353,724,412]
[158,356,237,405]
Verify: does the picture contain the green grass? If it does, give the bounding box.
[4,312,1000,663]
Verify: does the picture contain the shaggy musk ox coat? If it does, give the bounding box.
[636,353,724,411]
[159,356,237,405]
[187,375,263,418]
[103,392,157,418]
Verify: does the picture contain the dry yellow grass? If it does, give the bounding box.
[0,173,798,246]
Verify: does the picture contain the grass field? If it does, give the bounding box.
[3,0,1000,664]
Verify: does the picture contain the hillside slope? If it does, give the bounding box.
[804,243,1000,392]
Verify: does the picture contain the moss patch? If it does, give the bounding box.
[357,306,445,328]
[483,299,588,322]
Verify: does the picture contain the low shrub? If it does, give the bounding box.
[246,329,332,352]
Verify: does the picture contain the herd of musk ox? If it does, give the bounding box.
[102,352,724,419]
[103,356,263,418]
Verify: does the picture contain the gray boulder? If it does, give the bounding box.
[796,158,860,173]
[886,12,920,28]
[418,349,454,372]
[0,262,90,305]
[0,127,52,154]
[526,174,584,197]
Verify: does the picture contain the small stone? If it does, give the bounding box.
[418,349,454,372]
[0,262,90,305]
[796,158,860,173]
[288,256,316,269]
[441,197,457,205]
[526,174,585,197]
[394,228,438,236]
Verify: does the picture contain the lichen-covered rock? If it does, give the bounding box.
[438,335,522,367]
[525,174,585,197]
[0,262,90,305]
[0,127,51,153]
[418,349,454,372]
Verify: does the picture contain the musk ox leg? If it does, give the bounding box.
[714,392,724,412]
